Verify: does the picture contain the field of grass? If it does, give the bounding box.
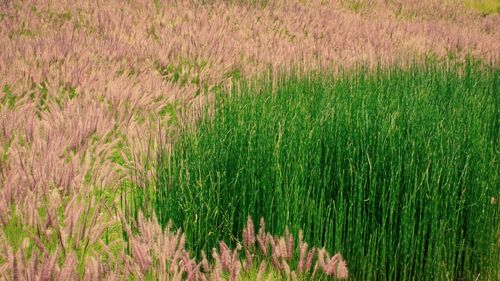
[1,0,499,280]
[136,60,499,280]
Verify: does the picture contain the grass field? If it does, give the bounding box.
[1,0,499,280]
[133,59,499,280]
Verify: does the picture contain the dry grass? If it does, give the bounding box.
[0,0,498,279]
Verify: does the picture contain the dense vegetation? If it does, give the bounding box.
[1,0,498,279]
[138,60,499,280]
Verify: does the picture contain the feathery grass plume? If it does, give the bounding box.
[29,250,38,280]
[337,257,349,279]
[281,259,291,279]
[284,228,293,260]
[270,255,282,274]
[257,218,268,256]
[268,235,277,258]
[28,232,48,257]
[305,248,315,273]
[130,239,152,273]
[243,249,253,271]
[58,252,77,281]
[11,249,18,281]
[311,248,323,278]
[297,230,308,274]
[182,251,199,281]
[256,261,266,281]
[279,238,288,260]
[169,247,182,274]
[218,241,231,271]
[229,245,242,281]
[200,250,210,273]
[211,248,222,281]
[0,201,8,226]
[42,248,59,281]
[242,215,255,249]
[83,256,100,281]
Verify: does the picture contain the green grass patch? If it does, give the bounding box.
[465,0,500,14]
[136,60,499,280]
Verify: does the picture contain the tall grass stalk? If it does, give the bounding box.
[142,60,498,280]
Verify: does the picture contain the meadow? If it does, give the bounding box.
[0,0,499,280]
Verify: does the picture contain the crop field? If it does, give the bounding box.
[0,0,499,280]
